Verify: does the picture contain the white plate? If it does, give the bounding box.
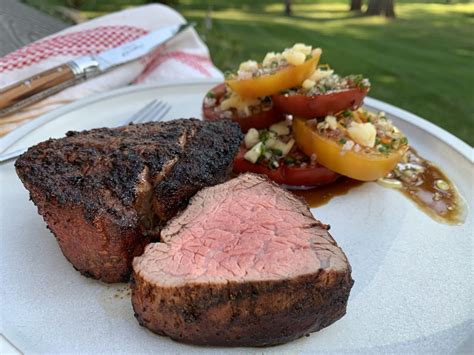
[0,79,472,354]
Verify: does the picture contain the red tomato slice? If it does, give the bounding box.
[202,83,284,133]
[272,87,368,119]
[233,146,339,188]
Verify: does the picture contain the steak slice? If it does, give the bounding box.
[15,119,242,283]
[132,173,354,347]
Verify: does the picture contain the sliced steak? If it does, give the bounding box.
[132,173,353,346]
[15,119,242,283]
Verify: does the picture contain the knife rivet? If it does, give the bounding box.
[24,80,31,87]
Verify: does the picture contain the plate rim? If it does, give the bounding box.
[0,78,472,162]
[0,78,221,153]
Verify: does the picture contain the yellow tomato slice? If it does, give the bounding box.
[292,117,407,181]
[226,54,320,99]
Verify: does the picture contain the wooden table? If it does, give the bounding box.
[0,0,67,57]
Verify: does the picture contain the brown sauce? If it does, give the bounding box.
[292,148,466,225]
[293,178,364,208]
[378,148,467,225]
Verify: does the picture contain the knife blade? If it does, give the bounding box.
[0,22,193,118]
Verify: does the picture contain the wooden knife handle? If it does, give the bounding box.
[0,64,77,116]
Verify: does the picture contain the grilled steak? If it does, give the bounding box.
[15,119,242,283]
[132,173,353,347]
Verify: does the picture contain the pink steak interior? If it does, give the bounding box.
[134,175,346,286]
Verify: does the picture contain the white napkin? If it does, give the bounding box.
[0,4,223,136]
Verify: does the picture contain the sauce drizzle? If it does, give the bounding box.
[293,178,364,208]
[378,148,467,225]
[291,148,467,225]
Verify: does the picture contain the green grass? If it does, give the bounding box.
[23,1,474,145]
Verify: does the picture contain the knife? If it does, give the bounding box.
[0,22,194,118]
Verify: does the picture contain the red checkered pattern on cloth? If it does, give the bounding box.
[0,26,148,72]
[136,51,213,82]
[0,4,223,137]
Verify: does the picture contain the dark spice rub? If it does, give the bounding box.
[132,173,353,346]
[15,119,243,283]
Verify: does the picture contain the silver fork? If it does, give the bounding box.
[118,99,171,127]
[0,100,171,164]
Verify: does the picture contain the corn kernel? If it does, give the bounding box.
[310,68,334,82]
[292,43,312,55]
[262,52,281,66]
[238,60,258,72]
[347,122,377,148]
[220,93,260,116]
[302,79,316,90]
[325,115,338,130]
[283,50,306,65]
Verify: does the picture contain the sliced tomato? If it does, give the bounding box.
[292,117,407,181]
[202,83,283,133]
[226,55,320,99]
[233,146,339,187]
[272,87,368,119]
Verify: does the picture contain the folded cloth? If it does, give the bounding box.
[0,4,223,136]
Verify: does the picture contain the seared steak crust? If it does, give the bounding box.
[132,267,352,346]
[15,119,242,283]
[132,173,353,346]
[154,121,242,221]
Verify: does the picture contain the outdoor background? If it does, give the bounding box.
[23,0,474,146]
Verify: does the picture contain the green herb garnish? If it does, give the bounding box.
[342,110,352,118]
[224,71,234,80]
[378,144,391,154]
[350,74,370,90]
[259,130,270,143]
[391,138,400,149]
[273,149,283,156]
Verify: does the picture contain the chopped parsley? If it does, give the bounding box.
[223,71,234,80]
[378,144,391,154]
[273,149,283,156]
[342,110,352,118]
[259,130,270,143]
[350,74,370,90]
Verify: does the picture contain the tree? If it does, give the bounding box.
[366,0,396,17]
[350,0,363,12]
[284,0,292,16]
